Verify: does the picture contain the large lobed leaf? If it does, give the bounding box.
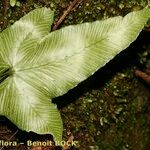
[15,8,150,98]
[0,8,62,142]
[0,7,150,142]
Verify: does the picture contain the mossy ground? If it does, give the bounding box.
[0,0,150,150]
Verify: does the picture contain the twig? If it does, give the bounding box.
[52,0,83,31]
[2,0,9,16]
[72,0,83,11]
[135,70,150,85]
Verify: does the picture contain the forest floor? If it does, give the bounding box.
[0,0,150,150]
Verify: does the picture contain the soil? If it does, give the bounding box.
[0,0,150,150]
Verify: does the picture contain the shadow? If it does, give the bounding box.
[0,116,53,141]
[52,30,150,108]
[0,116,62,148]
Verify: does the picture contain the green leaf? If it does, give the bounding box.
[0,7,54,66]
[10,0,16,7]
[0,7,150,142]
[15,8,150,99]
[0,8,63,142]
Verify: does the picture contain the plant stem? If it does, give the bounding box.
[0,67,13,83]
[135,70,150,85]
